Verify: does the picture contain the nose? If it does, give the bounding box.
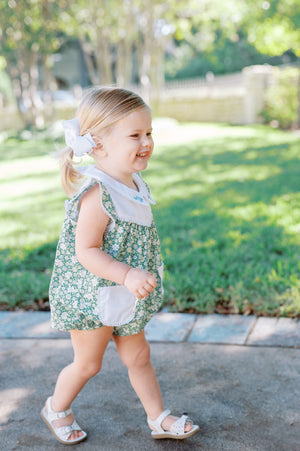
[141,135,153,149]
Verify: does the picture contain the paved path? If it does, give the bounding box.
[1,339,300,450]
[0,311,299,347]
[1,312,300,450]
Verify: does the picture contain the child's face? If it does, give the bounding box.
[96,108,154,183]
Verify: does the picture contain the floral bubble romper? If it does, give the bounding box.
[49,165,164,336]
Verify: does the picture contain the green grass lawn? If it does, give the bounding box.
[1,122,300,317]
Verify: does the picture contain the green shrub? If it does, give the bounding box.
[261,67,299,129]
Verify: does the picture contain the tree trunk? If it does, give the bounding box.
[79,35,100,86]
[4,63,26,128]
[115,0,134,87]
[28,49,45,128]
[297,57,300,129]
[5,48,46,128]
[41,54,56,124]
[150,42,165,111]
[116,38,133,87]
[95,28,112,85]
[138,5,154,104]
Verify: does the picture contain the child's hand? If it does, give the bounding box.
[124,268,157,299]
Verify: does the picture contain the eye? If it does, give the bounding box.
[147,132,152,137]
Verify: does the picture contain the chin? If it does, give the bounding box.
[135,162,149,172]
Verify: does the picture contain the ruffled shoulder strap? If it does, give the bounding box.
[64,178,117,228]
[97,181,117,230]
[65,165,154,227]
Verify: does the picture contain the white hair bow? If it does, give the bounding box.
[62,118,96,156]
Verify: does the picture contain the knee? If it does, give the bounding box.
[121,342,151,370]
[75,360,102,379]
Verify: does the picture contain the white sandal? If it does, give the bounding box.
[147,409,199,440]
[41,396,87,445]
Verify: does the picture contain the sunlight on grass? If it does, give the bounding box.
[204,164,281,183]
[227,194,300,237]
[226,230,250,247]
[148,159,282,205]
[0,154,65,250]
[191,238,217,249]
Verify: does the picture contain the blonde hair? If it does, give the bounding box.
[60,87,149,196]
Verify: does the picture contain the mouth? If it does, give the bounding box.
[136,152,149,158]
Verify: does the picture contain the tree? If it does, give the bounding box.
[134,0,246,101]
[1,0,266,127]
[163,0,248,79]
[70,0,119,86]
[243,0,300,126]
[67,0,176,102]
[243,0,300,57]
[0,0,68,127]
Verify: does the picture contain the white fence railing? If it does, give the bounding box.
[164,72,244,90]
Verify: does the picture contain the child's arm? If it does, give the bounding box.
[75,184,156,299]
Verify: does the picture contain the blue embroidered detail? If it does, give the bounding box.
[134,195,144,203]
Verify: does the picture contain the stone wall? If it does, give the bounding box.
[0,106,77,132]
[0,110,24,132]
[154,93,245,124]
[153,65,274,125]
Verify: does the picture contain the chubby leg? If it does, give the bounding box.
[46,326,113,441]
[113,331,192,433]
[113,330,163,418]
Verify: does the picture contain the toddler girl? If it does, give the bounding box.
[41,87,199,444]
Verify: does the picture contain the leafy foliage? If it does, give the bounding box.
[0,0,70,127]
[1,0,299,127]
[243,0,300,57]
[261,67,299,129]
[165,30,296,80]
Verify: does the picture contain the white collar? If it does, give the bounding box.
[77,165,156,206]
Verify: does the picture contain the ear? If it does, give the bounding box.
[92,136,107,156]
[92,136,103,148]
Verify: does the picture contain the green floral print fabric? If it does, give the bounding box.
[49,171,164,336]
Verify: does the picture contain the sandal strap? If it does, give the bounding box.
[54,408,72,419]
[147,409,171,432]
[56,420,81,441]
[43,397,86,443]
[45,397,73,422]
[170,414,193,435]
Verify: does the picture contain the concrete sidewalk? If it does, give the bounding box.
[0,313,300,450]
[0,311,299,347]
